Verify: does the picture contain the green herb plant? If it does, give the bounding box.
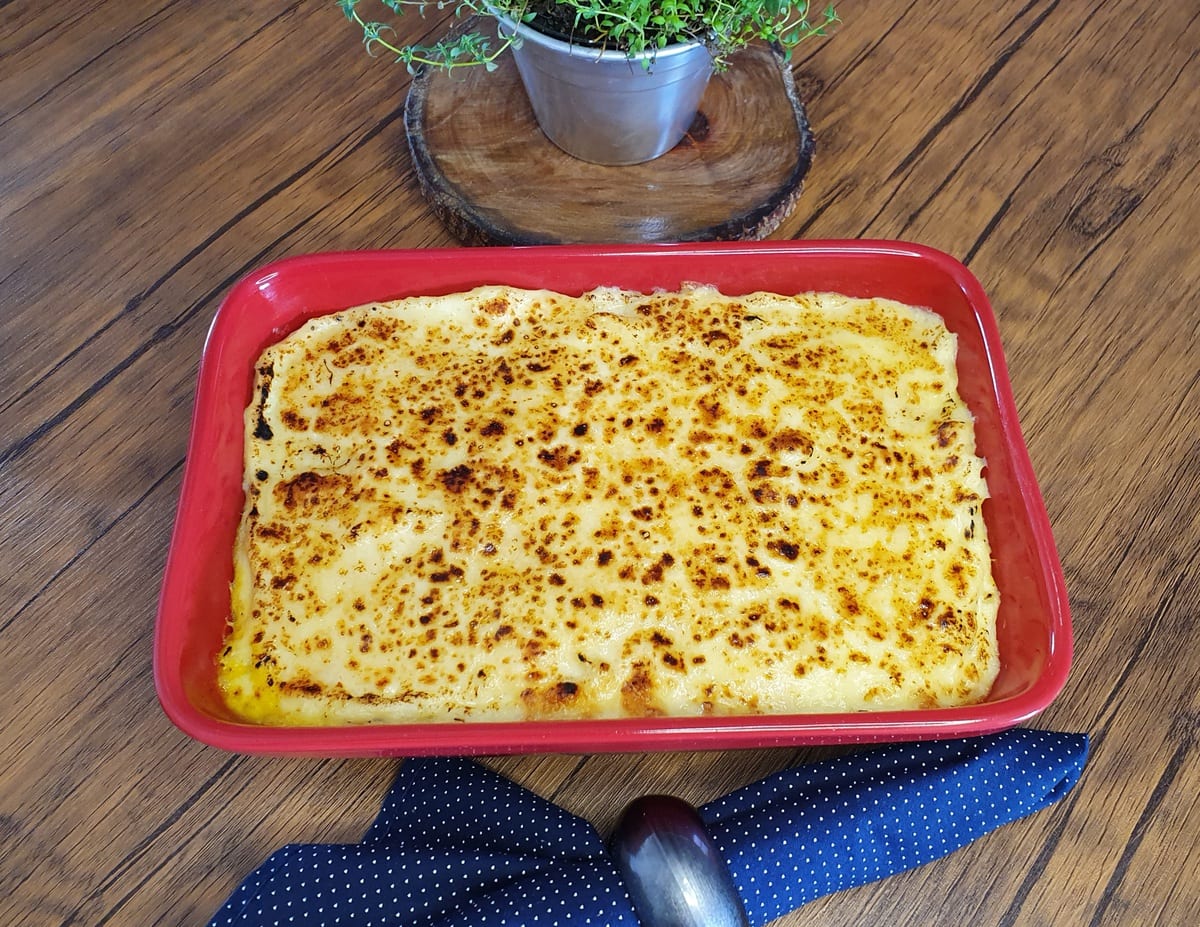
[339,0,837,72]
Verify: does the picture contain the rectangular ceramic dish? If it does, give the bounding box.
[154,241,1071,756]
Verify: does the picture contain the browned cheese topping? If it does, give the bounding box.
[220,285,1000,724]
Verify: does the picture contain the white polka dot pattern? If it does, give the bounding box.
[208,729,1086,926]
[209,755,640,926]
[699,729,1087,925]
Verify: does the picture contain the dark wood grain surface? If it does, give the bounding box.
[2,1,1197,925]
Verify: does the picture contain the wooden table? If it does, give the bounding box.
[3,1,1197,924]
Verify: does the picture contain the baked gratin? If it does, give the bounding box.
[219,285,1000,724]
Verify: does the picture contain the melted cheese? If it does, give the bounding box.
[220,285,999,724]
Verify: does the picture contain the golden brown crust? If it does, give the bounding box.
[220,285,999,725]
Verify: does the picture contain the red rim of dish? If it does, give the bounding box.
[154,240,1072,756]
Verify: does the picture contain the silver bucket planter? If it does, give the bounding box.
[496,14,714,166]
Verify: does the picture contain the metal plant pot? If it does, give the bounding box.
[496,14,714,166]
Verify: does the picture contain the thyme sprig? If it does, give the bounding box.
[339,0,837,72]
[339,0,532,72]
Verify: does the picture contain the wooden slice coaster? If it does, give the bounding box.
[404,30,815,245]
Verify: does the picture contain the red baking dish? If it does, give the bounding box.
[154,240,1072,756]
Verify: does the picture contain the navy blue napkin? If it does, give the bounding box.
[209,728,1087,926]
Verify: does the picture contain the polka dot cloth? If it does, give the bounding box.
[700,728,1087,925]
[208,728,1086,926]
[209,756,640,927]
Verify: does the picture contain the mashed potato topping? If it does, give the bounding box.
[220,285,999,724]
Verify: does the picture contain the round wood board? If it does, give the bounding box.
[404,35,815,245]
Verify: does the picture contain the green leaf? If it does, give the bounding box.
[337,0,837,71]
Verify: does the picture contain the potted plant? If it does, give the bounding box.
[340,0,837,165]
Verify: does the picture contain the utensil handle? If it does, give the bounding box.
[609,794,751,927]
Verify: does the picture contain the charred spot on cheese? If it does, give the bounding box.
[220,285,1000,725]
